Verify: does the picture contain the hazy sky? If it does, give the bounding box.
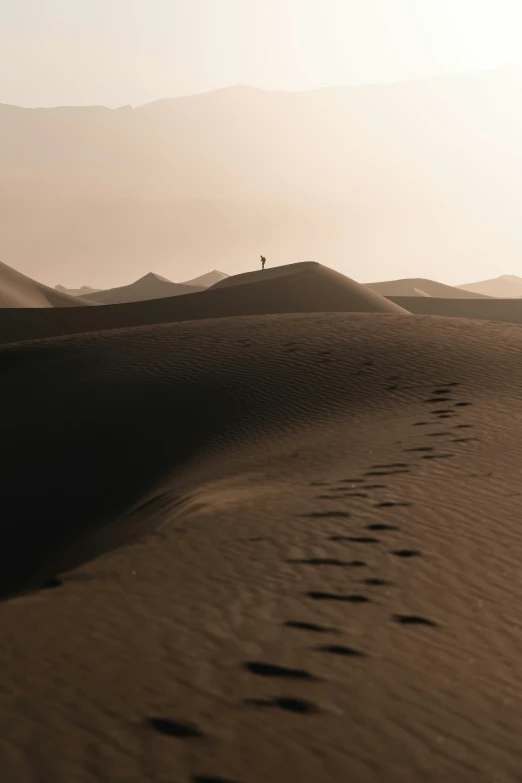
[2,0,522,107]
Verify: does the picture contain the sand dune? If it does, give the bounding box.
[366,277,491,299]
[1,311,522,782]
[80,272,204,304]
[387,296,522,323]
[458,274,522,298]
[0,259,91,308]
[181,269,229,287]
[0,261,407,345]
[55,284,101,296]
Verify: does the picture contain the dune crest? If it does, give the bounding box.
[0,261,408,345]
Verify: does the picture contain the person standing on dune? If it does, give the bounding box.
[260,255,266,270]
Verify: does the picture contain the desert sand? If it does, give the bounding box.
[80,272,204,304]
[182,270,229,288]
[0,259,91,308]
[2,308,522,783]
[0,261,407,345]
[457,274,522,298]
[366,277,491,299]
[387,296,522,323]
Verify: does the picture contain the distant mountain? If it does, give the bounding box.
[80,272,203,304]
[181,270,228,288]
[365,278,492,299]
[55,284,101,296]
[0,260,91,308]
[3,66,522,285]
[457,275,522,298]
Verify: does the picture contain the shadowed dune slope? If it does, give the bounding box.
[366,277,491,299]
[80,272,204,304]
[1,312,522,782]
[0,261,407,345]
[388,296,522,323]
[0,260,92,308]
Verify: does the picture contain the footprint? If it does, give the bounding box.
[454,402,472,407]
[362,484,387,490]
[284,621,339,634]
[307,592,370,603]
[287,558,366,567]
[364,469,410,476]
[425,397,451,403]
[302,511,351,519]
[437,414,454,419]
[375,501,411,508]
[40,576,63,590]
[192,777,241,783]
[392,549,422,558]
[393,615,438,627]
[431,409,453,414]
[245,697,319,714]
[366,524,398,531]
[148,718,203,739]
[451,438,477,443]
[413,422,430,426]
[421,453,454,460]
[363,578,393,586]
[426,432,452,437]
[432,388,453,394]
[245,662,314,679]
[454,424,473,429]
[315,645,366,657]
[316,494,355,499]
[309,481,328,487]
[330,536,379,543]
[336,493,369,499]
[404,446,434,453]
[370,463,409,469]
[338,478,366,484]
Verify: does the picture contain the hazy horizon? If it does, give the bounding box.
[3,0,522,107]
[3,0,522,288]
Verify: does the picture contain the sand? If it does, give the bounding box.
[0,261,407,345]
[2,310,522,782]
[0,259,91,308]
[80,273,204,304]
[388,296,522,323]
[366,277,491,299]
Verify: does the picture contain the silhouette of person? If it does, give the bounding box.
[261,255,266,270]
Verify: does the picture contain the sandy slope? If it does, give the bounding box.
[458,275,522,298]
[388,296,522,323]
[80,272,204,304]
[182,270,229,287]
[366,277,491,299]
[0,262,407,345]
[1,312,522,782]
[0,259,91,308]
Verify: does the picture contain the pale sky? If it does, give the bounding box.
[1,0,522,107]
